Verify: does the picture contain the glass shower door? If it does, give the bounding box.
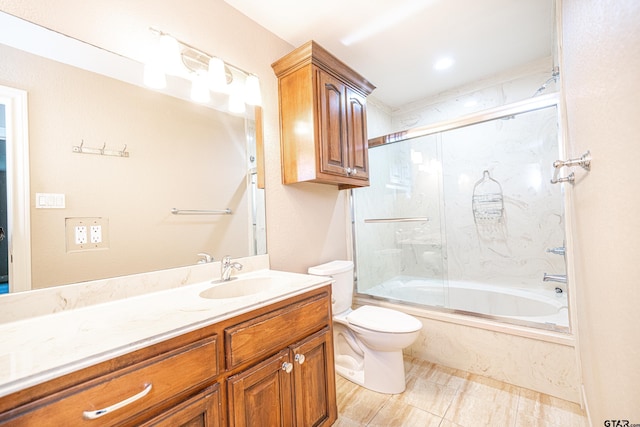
[353,133,447,307]
[352,101,569,330]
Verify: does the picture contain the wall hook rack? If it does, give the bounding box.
[72,140,130,158]
[550,150,591,184]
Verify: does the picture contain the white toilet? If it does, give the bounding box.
[308,260,422,394]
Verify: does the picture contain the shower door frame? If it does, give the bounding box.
[350,93,575,333]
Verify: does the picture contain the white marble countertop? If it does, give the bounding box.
[0,268,332,398]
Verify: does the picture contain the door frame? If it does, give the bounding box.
[0,85,31,292]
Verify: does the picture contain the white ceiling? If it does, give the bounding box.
[223,0,555,109]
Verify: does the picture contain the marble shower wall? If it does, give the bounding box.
[441,107,565,289]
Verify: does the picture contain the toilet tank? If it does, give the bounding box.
[308,260,354,315]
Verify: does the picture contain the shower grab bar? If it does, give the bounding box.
[364,217,429,223]
[171,208,232,215]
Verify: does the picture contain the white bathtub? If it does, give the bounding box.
[361,277,569,329]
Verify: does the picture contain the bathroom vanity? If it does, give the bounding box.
[0,269,337,426]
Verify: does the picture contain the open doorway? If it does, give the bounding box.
[0,104,6,293]
[0,85,31,293]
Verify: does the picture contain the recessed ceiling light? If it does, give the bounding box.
[433,57,454,70]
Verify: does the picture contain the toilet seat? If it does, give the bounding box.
[346,306,422,333]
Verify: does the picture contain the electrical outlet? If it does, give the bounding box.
[90,225,102,243]
[75,226,87,244]
[66,217,109,251]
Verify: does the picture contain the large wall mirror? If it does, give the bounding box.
[0,12,266,292]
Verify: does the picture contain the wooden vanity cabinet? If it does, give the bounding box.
[0,285,336,427]
[272,40,375,189]
[224,289,337,427]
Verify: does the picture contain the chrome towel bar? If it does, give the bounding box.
[364,217,429,223]
[171,208,232,215]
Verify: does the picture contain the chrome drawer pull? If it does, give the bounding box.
[83,383,152,420]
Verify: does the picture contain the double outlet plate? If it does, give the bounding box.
[66,217,109,251]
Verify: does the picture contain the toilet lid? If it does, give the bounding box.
[346,306,422,333]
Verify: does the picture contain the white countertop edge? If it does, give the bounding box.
[0,270,333,398]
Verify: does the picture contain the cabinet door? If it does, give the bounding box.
[317,69,348,177]
[345,87,369,181]
[139,384,221,427]
[227,350,293,427]
[290,328,337,427]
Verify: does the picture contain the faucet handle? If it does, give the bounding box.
[546,246,566,256]
[197,253,214,264]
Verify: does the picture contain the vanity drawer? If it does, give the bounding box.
[4,335,218,426]
[225,292,330,369]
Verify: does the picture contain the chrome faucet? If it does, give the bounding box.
[221,255,243,281]
[543,273,567,284]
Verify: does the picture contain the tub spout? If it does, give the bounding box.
[543,273,566,283]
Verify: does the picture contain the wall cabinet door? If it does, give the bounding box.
[227,350,294,427]
[317,69,369,183]
[291,328,337,427]
[345,87,369,181]
[317,70,348,177]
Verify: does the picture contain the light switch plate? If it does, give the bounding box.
[36,193,65,209]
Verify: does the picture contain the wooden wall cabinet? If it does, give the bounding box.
[0,286,336,427]
[272,41,375,189]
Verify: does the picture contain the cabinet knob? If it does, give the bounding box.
[346,167,352,175]
[282,362,293,373]
[351,168,357,176]
[294,353,306,365]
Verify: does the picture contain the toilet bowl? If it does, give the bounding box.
[308,260,422,394]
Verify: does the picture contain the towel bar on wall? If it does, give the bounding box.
[550,150,591,184]
[171,208,232,215]
[364,217,429,223]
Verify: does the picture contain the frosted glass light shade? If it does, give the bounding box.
[228,84,246,114]
[143,63,166,89]
[190,72,210,103]
[159,34,185,75]
[244,74,262,106]
[208,57,228,92]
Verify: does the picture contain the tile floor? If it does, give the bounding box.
[334,357,588,427]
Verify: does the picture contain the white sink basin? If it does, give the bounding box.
[199,277,285,299]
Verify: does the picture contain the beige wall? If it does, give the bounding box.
[562,0,640,423]
[0,0,351,280]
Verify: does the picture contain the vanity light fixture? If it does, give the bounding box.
[143,28,262,111]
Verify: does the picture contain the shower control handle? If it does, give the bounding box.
[295,353,306,365]
[546,246,566,256]
[282,362,293,373]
